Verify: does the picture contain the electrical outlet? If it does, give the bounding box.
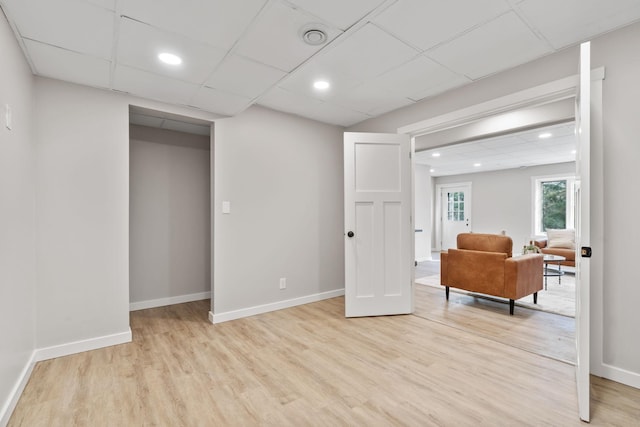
[279,277,286,290]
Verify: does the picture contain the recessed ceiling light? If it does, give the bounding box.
[313,80,330,90]
[158,52,182,65]
[572,149,577,154]
[429,168,435,173]
[538,132,552,139]
[432,152,441,157]
[474,163,482,167]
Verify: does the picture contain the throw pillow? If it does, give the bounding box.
[546,229,575,249]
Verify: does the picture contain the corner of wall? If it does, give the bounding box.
[0,351,36,427]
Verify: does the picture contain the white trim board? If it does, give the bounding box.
[594,364,640,390]
[129,291,211,311]
[34,329,132,362]
[2,331,132,425]
[210,289,345,324]
[398,68,605,138]
[0,351,36,427]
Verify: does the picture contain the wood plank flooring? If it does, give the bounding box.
[9,292,640,426]
[415,284,576,363]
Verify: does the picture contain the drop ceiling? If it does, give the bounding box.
[2,0,640,127]
[416,122,576,176]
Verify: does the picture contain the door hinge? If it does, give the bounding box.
[581,246,592,258]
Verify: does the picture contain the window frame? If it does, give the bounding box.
[532,174,576,238]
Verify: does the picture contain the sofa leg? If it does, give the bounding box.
[533,292,538,304]
[445,286,450,300]
[509,299,515,315]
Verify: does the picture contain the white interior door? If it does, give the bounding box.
[575,41,591,423]
[344,132,413,317]
[440,184,471,250]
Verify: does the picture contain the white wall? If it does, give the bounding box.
[414,164,432,261]
[435,162,575,250]
[0,10,36,424]
[32,78,220,356]
[34,79,131,348]
[129,125,211,307]
[349,22,640,386]
[591,23,640,379]
[213,106,344,320]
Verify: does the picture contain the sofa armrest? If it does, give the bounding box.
[440,251,448,286]
[534,239,547,249]
[504,254,543,300]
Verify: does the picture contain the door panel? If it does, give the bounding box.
[345,132,413,317]
[383,202,402,296]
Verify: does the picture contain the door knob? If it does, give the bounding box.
[347,231,355,238]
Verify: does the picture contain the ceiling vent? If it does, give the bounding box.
[301,27,328,46]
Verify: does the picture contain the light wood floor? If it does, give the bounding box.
[415,283,576,363]
[10,289,640,426]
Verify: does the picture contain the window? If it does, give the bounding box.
[533,175,575,236]
[447,191,465,221]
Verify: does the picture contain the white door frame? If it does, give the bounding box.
[397,68,606,389]
[434,182,472,251]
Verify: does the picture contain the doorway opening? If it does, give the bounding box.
[417,120,577,318]
[128,106,213,314]
[408,99,576,363]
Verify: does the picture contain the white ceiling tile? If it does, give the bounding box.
[114,65,199,105]
[366,55,471,101]
[189,87,253,116]
[258,87,369,126]
[517,0,640,48]
[420,122,576,176]
[259,87,371,127]
[257,86,323,116]
[120,0,267,49]
[83,0,115,10]
[374,0,510,50]
[205,55,286,99]
[314,23,419,81]
[427,12,553,80]
[24,39,111,89]
[332,83,415,115]
[287,0,386,30]
[276,63,361,101]
[235,1,341,72]
[302,102,371,127]
[117,18,226,85]
[3,0,114,58]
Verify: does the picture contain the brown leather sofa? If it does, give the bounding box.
[533,240,576,267]
[441,233,543,315]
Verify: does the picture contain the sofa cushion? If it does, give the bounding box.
[546,229,575,249]
[457,233,512,257]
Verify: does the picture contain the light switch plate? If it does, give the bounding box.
[5,104,11,130]
[222,201,231,214]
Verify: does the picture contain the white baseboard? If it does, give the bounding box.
[594,363,640,390]
[415,256,433,262]
[210,288,345,324]
[129,291,211,311]
[34,329,132,362]
[0,351,36,427]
